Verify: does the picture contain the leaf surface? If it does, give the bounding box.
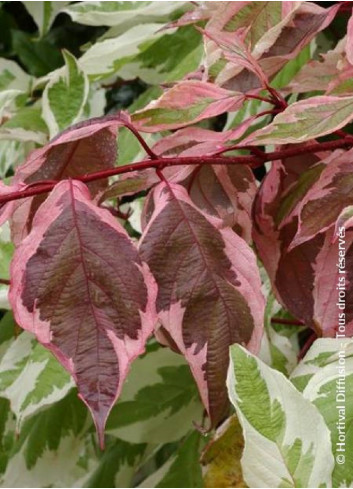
[140,183,264,427]
[243,96,353,145]
[10,113,124,243]
[133,81,244,132]
[0,331,72,427]
[201,415,246,488]
[285,149,353,247]
[291,339,353,487]
[107,344,202,444]
[9,180,157,445]
[1,391,88,487]
[0,58,31,92]
[347,13,353,67]
[64,1,186,27]
[42,50,89,138]
[203,2,338,90]
[23,2,68,36]
[252,151,353,336]
[228,344,334,488]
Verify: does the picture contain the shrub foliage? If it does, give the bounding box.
[0,1,352,487]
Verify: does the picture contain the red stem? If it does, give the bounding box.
[1,138,353,206]
[271,317,304,326]
[245,94,274,104]
[0,278,10,285]
[265,83,288,110]
[298,331,317,360]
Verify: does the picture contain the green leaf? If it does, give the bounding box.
[11,30,63,78]
[0,332,73,427]
[228,345,334,487]
[139,431,203,488]
[42,50,89,138]
[0,313,16,361]
[83,438,146,488]
[156,432,203,488]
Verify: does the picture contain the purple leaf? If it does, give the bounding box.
[253,151,353,336]
[10,114,126,244]
[287,149,353,248]
[185,164,256,242]
[9,180,157,446]
[139,182,264,427]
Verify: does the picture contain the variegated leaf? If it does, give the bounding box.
[185,164,257,243]
[243,96,353,145]
[64,1,187,28]
[77,24,164,81]
[42,50,89,138]
[0,332,72,427]
[106,343,203,444]
[203,2,338,91]
[260,290,301,377]
[81,438,145,488]
[285,149,353,248]
[288,38,348,94]
[253,151,353,337]
[0,90,23,120]
[0,392,88,488]
[335,205,353,234]
[22,2,68,36]
[0,107,48,145]
[0,59,31,92]
[133,81,244,132]
[9,180,157,445]
[291,339,353,487]
[140,183,264,428]
[228,344,334,488]
[10,113,123,243]
[0,312,15,361]
[0,181,23,228]
[347,12,353,67]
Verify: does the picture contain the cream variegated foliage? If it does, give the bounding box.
[42,50,89,138]
[0,332,72,428]
[228,345,334,488]
[291,339,353,488]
